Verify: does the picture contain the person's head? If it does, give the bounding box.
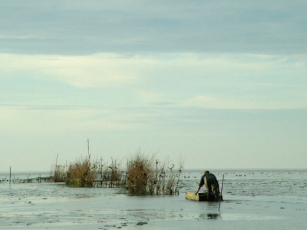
[204,170,210,174]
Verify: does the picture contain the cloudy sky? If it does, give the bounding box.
[1,0,307,171]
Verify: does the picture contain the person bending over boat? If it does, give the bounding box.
[195,170,219,201]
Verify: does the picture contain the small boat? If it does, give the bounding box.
[185,192,223,201]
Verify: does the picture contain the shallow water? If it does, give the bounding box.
[0,170,306,229]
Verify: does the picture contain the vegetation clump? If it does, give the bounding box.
[50,141,183,194]
[127,154,153,195]
[66,157,96,187]
[126,152,183,195]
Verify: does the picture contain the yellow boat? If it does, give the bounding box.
[185,192,223,201]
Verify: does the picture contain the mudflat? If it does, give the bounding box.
[0,170,306,229]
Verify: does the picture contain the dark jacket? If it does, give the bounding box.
[199,173,219,187]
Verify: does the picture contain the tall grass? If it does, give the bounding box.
[126,152,183,195]
[66,156,96,187]
[50,148,183,194]
[127,154,153,195]
[53,165,67,182]
[95,158,125,188]
[51,154,67,182]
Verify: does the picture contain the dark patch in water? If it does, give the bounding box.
[199,213,220,220]
[136,221,148,225]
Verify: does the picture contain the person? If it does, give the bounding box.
[195,170,219,201]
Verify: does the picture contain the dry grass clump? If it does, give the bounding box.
[127,154,153,195]
[49,143,183,194]
[50,153,124,188]
[126,152,184,195]
[66,156,97,187]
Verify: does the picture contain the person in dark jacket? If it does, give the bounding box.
[195,170,219,200]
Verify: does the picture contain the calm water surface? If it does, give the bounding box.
[0,170,306,229]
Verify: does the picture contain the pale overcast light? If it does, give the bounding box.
[1,0,307,171]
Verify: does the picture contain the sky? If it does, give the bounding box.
[1,0,307,171]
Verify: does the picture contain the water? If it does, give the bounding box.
[0,170,306,229]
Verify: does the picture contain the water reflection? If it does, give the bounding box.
[199,213,221,220]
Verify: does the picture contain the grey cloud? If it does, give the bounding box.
[0,0,307,55]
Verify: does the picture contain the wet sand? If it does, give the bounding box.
[1,170,306,229]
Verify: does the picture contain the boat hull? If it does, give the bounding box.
[185,192,223,201]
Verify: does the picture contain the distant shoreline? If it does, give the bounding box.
[1,168,307,176]
[184,168,307,172]
[1,168,307,174]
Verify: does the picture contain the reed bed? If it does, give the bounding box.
[53,165,67,182]
[126,153,183,195]
[127,154,153,195]
[51,154,67,182]
[93,158,126,188]
[66,156,95,187]
[50,148,183,195]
